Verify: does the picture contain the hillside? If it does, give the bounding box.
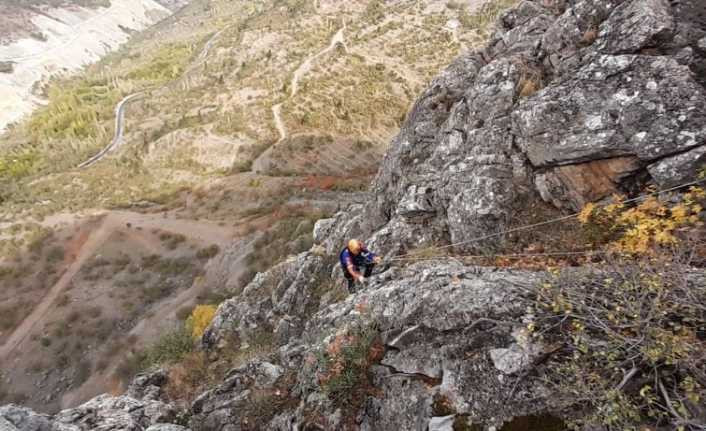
[1,0,706,429]
[0,0,190,132]
[0,0,514,415]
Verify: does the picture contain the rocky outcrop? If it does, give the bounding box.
[198,260,555,430]
[4,0,705,429]
[203,252,332,351]
[354,0,706,254]
[0,372,184,431]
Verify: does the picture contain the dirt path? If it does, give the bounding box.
[272,103,286,142]
[290,26,345,98]
[188,24,234,73]
[0,210,236,361]
[0,215,114,359]
[253,25,347,173]
[77,24,231,169]
[60,234,255,408]
[78,92,143,168]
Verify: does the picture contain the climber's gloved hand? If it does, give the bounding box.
[373,256,382,264]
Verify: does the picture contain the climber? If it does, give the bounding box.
[340,239,381,293]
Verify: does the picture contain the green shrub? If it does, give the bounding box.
[159,231,187,250]
[115,324,195,383]
[533,256,706,429]
[317,325,382,407]
[46,245,65,262]
[0,305,20,330]
[27,77,121,141]
[196,244,220,259]
[126,43,193,83]
[0,151,40,181]
[27,228,53,254]
[143,325,195,368]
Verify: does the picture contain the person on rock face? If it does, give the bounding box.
[340,239,381,293]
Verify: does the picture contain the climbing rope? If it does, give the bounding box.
[391,249,603,262]
[388,178,706,261]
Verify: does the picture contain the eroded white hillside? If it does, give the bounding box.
[0,0,171,132]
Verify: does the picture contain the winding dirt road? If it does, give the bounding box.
[290,27,346,98]
[78,92,143,168]
[78,21,346,171]
[77,25,230,168]
[252,25,347,173]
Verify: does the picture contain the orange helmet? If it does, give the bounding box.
[348,239,362,255]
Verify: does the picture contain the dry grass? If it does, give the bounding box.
[518,76,541,98]
[581,27,598,46]
[164,333,276,406]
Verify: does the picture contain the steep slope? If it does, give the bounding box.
[0,0,511,415]
[188,0,706,428]
[355,0,706,256]
[1,0,705,430]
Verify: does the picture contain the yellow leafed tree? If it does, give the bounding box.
[578,187,705,254]
[186,304,218,339]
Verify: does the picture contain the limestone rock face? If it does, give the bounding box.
[196,2,705,428]
[195,1,706,429]
[0,405,79,431]
[0,373,186,431]
[52,395,178,431]
[363,0,706,253]
[203,252,331,350]
[199,259,551,430]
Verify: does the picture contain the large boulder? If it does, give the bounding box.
[0,386,184,431]
[0,405,78,431]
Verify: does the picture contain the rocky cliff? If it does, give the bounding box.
[2,0,705,430]
[351,0,706,255]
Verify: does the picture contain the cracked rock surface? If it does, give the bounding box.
[363,0,706,253]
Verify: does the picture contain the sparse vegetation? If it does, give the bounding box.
[159,231,187,250]
[196,244,220,259]
[125,43,194,83]
[533,255,706,430]
[578,187,705,254]
[116,324,195,383]
[0,305,22,331]
[239,208,324,288]
[185,304,218,339]
[28,77,121,142]
[459,0,519,33]
[46,245,65,263]
[0,0,523,413]
[316,324,383,407]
